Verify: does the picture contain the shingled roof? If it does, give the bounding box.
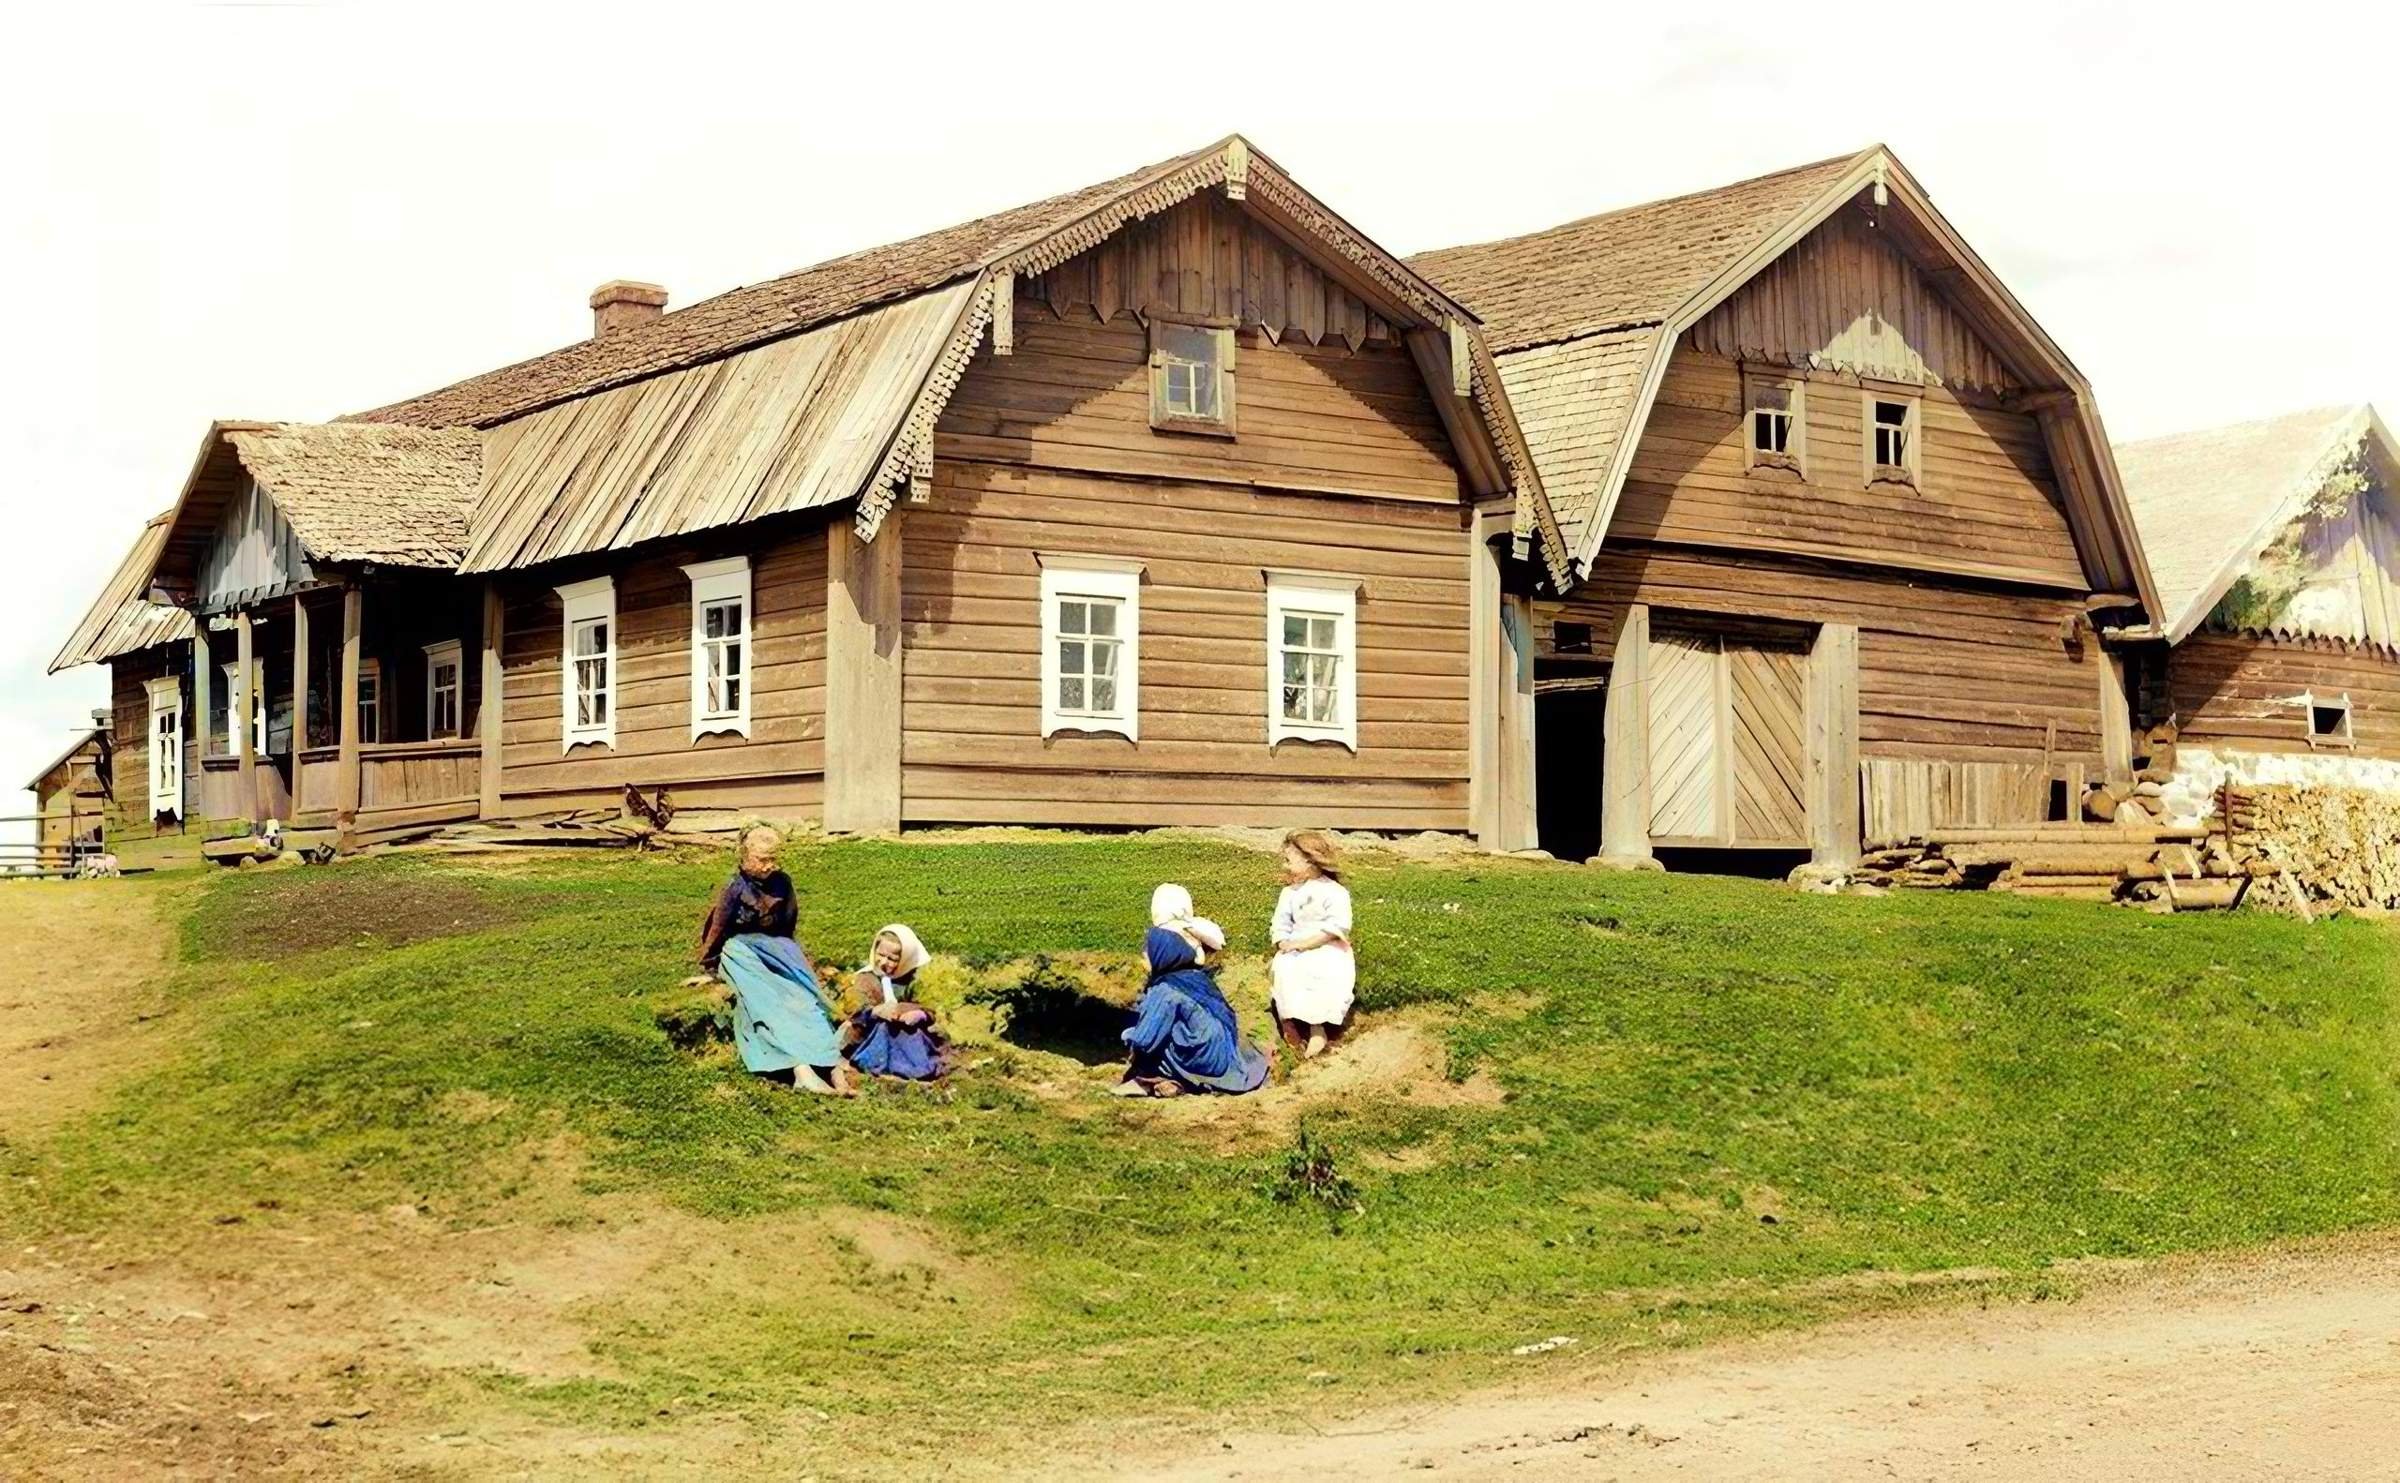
[2117,404,2393,643]
[1409,151,1867,354]
[223,423,485,567]
[353,141,1230,431]
[1408,147,2157,614]
[49,512,194,673]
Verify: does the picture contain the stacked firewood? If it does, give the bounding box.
[2082,722,2181,827]
[2226,783,2400,910]
[1849,821,2261,908]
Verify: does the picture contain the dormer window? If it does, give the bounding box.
[1149,317,1235,436]
[1865,393,1920,486]
[1746,376,1805,474]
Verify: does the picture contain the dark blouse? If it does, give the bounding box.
[697,869,798,971]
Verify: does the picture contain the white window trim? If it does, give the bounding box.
[1862,390,1923,487]
[1037,553,1144,742]
[556,575,618,752]
[145,675,183,817]
[423,639,464,740]
[1745,372,1806,477]
[220,660,266,754]
[357,657,384,745]
[2303,689,2355,748]
[680,556,752,741]
[1147,314,1237,436]
[1265,570,1362,752]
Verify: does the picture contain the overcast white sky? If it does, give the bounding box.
[3,1,2393,832]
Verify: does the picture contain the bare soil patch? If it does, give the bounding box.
[1091,1233,2400,1481]
[0,880,184,1135]
[197,867,535,961]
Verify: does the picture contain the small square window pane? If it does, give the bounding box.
[723,675,741,711]
[1059,602,1087,636]
[1282,650,1308,685]
[1060,677,1086,711]
[1309,617,1336,650]
[1090,641,1118,679]
[1281,684,1305,720]
[1087,600,1117,637]
[1059,640,1085,676]
[1091,676,1117,713]
[1282,614,1308,647]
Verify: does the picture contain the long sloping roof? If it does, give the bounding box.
[2116,404,2390,642]
[23,728,105,795]
[355,142,1233,431]
[1407,148,2157,614]
[49,512,194,673]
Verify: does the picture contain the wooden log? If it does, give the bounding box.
[2084,785,2121,822]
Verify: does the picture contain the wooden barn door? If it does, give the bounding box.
[1647,622,1810,847]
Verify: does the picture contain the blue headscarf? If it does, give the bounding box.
[1143,926,1237,1037]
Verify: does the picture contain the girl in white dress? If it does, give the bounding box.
[1269,830,1354,1059]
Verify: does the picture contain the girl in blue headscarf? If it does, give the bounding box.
[1113,926,1269,1098]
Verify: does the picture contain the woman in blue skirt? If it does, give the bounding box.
[696,825,853,1096]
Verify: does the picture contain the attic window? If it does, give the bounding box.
[1865,394,1920,485]
[1149,317,1235,436]
[1746,377,1805,474]
[2308,693,2353,747]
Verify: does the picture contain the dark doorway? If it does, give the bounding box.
[1535,663,1608,861]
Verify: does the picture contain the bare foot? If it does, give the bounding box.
[1148,1080,1184,1098]
[793,1066,843,1096]
[1110,1080,1150,1097]
[1304,1029,1328,1059]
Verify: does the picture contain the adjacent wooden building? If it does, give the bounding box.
[1410,147,2159,863]
[2116,404,2400,819]
[48,512,196,840]
[94,138,1566,850]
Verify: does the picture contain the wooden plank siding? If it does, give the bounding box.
[491,521,830,819]
[2167,632,2400,759]
[1542,546,2106,768]
[911,286,1477,829]
[105,647,203,839]
[1617,352,2085,589]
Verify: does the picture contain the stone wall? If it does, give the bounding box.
[2161,744,2400,825]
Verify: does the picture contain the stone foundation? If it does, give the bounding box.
[2162,746,2400,825]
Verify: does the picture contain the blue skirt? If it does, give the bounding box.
[720,935,840,1074]
[847,1009,946,1080]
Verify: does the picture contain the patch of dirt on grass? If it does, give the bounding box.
[1126,1017,1507,1149]
[199,866,535,961]
[0,879,187,1135]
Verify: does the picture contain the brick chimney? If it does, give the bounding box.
[589,280,668,338]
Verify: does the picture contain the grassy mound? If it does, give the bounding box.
[4,835,2396,1469]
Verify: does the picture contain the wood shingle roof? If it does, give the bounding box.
[49,512,194,673]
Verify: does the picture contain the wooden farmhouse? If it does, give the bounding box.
[48,512,195,840]
[79,137,1569,851]
[1410,147,2161,864]
[22,727,110,862]
[2115,404,2400,820]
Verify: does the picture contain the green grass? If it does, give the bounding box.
[5,835,2397,1468]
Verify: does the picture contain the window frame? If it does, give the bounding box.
[422,639,464,740]
[1744,372,1807,477]
[357,657,384,745]
[219,660,267,754]
[1037,553,1144,742]
[1861,390,1922,487]
[555,575,618,752]
[1265,570,1362,752]
[2304,690,2355,749]
[679,556,752,741]
[1147,312,1237,438]
[145,675,183,817]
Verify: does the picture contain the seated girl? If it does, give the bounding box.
[1269,829,1355,1060]
[1148,882,1227,963]
[1113,926,1268,1098]
[842,924,947,1081]
[695,825,853,1096]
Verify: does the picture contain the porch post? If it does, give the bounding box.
[1598,603,1653,864]
[479,581,504,821]
[824,514,904,834]
[1807,622,1861,870]
[1467,517,1501,847]
[292,592,312,763]
[2099,649,2134,785]
[234,608,257,826]
[192,626,213,768]
[337,585,363,841]
[1498,589,1539,851]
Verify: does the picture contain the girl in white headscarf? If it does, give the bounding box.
[1149,883,1227,964]
[841,923,946,1080]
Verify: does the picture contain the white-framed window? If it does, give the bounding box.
[1037,553,1143,742]
[555,576,617,751]
[1746,375,1805,474]
[423,640,463,739]
[145,675,183,818]
[680,556,752,740]
[1148,317,1235,435]
[1864,392,1921,485]
[1265,570,1361,751]
[220,661,266,754]
[2306,691,2354,747]
[358,658,384,744]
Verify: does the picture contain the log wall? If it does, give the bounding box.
[492,519,830,820]
[2166,631,2400,760]
[105,645,205,838]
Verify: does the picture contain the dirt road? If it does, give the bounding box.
[1106,1237,2400,1481]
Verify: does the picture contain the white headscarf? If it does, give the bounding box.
[874,923,929,978]
[1148,883,1226,959]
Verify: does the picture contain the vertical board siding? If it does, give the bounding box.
[2168,632,2400,758]
[493,519,830,818]
[1644,631,1720,838]
[1618,352,2085,588]
[1687,206,2020,393]
[197,479,313,610]
[1728,645,1808,843]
